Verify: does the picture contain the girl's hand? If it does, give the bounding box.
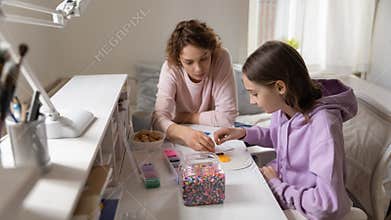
[181,127,215,152]
[260,166,278,181]
[213,127,246,145]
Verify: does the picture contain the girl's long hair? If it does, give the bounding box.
[243,41,322,115]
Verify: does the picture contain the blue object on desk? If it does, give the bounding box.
[9,111,18,122]
[100,199,119,220]
[234,121,252,128]
[9,96,21,122]
[203,131,211,135]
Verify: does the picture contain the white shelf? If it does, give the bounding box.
[101,153,113,166]
[73,165,113,219]
[0,74,128,220]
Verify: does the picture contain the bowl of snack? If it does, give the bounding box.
[131,129,165,152]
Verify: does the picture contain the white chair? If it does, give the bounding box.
[340,75,391,220]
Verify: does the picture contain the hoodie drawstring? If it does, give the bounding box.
[278,113,295,181]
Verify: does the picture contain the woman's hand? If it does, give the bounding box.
[182,127,215,152]
[167,124,214,152]
[213,127,246,145]
[260,166,278,181]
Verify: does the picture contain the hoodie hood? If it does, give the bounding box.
[313,79,358,122]
[278,79,358,127]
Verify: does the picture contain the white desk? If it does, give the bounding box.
[0,167,40,220]
[117,125,287,220]
[0,74,127,220]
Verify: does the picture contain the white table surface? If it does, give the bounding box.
[0,167,40,220]
[0,74,127,220]
[117,125,287,220]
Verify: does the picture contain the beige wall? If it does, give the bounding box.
[1,0,249,102]
[58,0,249,75]
[0,22,65,102]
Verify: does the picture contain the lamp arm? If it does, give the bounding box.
[0,32,60,120]
[0,0,66,28]
[0,1,94,138]
[20,65,60,120]
[1,0,61,15]
[0,0,91,28]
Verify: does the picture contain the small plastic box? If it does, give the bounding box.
[163,148,181,183]
[140,162,160,189]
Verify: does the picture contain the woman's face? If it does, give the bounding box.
[179,44,212,83]
[242,74,285,113]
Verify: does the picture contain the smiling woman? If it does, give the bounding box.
[152,19,238,152]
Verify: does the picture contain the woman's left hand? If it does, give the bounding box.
[260,166,278,181]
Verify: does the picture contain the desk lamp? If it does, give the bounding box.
[0,0,94,138]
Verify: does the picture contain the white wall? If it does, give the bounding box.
[0,22,65,102]
[1,0,249,101]
[368,0,391,90]
[58,0,249,76]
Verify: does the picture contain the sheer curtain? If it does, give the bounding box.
[249,0,377,76]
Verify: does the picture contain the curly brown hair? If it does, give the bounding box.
[166,19,222,68]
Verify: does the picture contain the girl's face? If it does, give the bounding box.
[242,74,286,113]
[179,44,212,83]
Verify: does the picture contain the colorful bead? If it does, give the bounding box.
[181,165,225,206]
[217,154,231,163]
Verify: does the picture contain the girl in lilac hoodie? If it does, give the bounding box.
[214,41,357,219]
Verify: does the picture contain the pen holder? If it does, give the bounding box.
[180,152,225,206]
[6,115,51,172]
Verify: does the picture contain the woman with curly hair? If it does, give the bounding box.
[152,19,237,152]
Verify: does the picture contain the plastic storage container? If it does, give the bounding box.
[130,129,165,153]
[180,152,225,206]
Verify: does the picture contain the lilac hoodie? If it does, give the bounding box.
[243,79,357,220]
